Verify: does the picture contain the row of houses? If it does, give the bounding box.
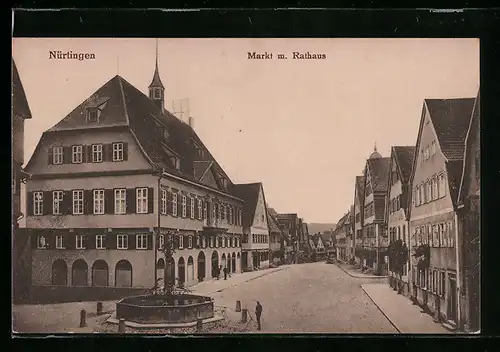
[333,94,480,333]
[12,56,309,303]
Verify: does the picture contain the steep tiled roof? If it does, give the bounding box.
[44,74,239,197]
[366,157,391,193]
[425,98,476,161]
[233,183,262,228]
[336,213,349,229]
[319,232,333,245]
[267,207,278,217]
[355,176,365,204]
[267,208,281,233]
[458,92,480,204]
[12,59,32,119]
[393,146,415,183]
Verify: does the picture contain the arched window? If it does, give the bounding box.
[115,260,132,287]
[52,259,67,286]
[71,259,88,286]
[187,256,194,281]
[156,258,165,281]
[178,257,186,285]
[92,260,109,286]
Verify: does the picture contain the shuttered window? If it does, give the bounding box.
[190,196,195,219]
[161,188,167,215]
[53,146,63,164]
[114,189,126,214]
[172,193,178,216]
[136,188,148,214]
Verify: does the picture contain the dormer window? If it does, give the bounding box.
[170,156,180,170]
[220,177,227,189]
[86,108,99,123]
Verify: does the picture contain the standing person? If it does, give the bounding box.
[255,301,263,331]
[217,265,222,280]
[223,266,228,280]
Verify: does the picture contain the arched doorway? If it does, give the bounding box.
[197,252,206,281]
[71,259,88,286]
[211,251,219,278]
[237,252,241,273]
[92,260,109,286]
[115,260,132,287]
[156,258,165,282]
[166,257,175,285]
[187,256,194,282]
[227,254,232,272]
[232,253,236,273]
[178,257,185,286]
[52,259,67,286]
[222,253,227,270]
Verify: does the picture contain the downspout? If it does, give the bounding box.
[454,211,462,328]
[154,168,164,285]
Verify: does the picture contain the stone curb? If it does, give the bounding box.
[360,284,401,333]
[334,262,388,279]
[193,267,287,296]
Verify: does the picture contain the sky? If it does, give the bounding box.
[12,38,479,223]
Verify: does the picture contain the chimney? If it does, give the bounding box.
[188,116,194,128]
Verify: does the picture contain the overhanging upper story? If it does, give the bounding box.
[386,146,415,225]
[363,155,390,227]
[408,97,475,222]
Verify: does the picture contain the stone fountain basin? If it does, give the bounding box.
[116,294,214,324]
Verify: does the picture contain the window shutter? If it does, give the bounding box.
[177,193,181,216]
[105,234,115,249]
[105,189,114,214]
[30,232,38,249]
[84,190,93,214]
[148,234,153,250]
[43,191,52,215]
[104,144,113,162]
[167,190,172,215]
[87,234,96,249]
[27,191,34,216]
[64,190,73,215]
[126,188,136,214]
[63,146,71,164]
[83,145,91,163]
[187,196,191,218]
[123,142,129,161]
[65,234,75,250]
[148,187,154,213]
[48,147,53,165]
[128,234,136,250]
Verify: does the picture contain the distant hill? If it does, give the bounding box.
[307,223,337,235]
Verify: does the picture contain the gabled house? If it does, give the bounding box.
[267,206,284,265]
[312,234,326,260]
[320,231,335,256]
[334,213,349,262]
[12,58,33,303]
[353,175,365,264]
[456,92,480,332]
[233,182,271,271]
[301,221,310,253]
[362,147,390,274]
[24,54,249,299]
[407,97,475,329]
[277,213,299,263]
[386,145,415,297]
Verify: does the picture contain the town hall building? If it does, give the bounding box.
[24,52,258,299]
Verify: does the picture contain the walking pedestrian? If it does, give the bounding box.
[223,267,228,280]
[255,301,263,331]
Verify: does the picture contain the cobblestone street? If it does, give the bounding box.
[13,262,452,334]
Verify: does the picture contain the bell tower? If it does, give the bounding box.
[148,39,165,113]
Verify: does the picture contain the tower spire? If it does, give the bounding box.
[149,38,165,113]
[374,142,377,153]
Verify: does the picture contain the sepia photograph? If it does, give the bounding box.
[12,37,480,334]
